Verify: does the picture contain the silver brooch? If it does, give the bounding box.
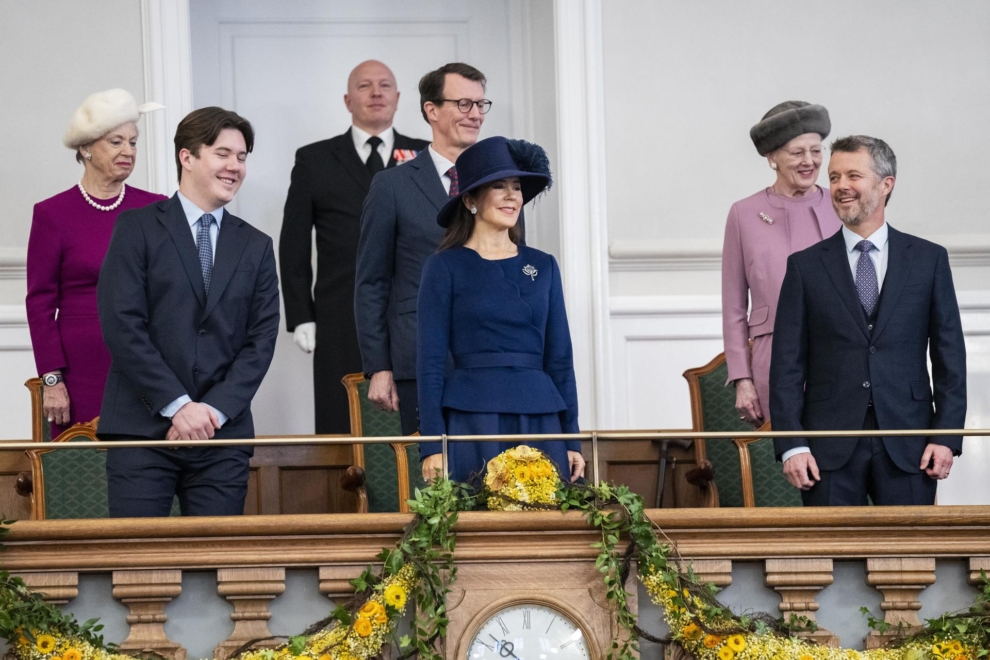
[522,264,538,281]
[759,212,774,225]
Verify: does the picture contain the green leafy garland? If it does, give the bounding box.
[2,472,988,660]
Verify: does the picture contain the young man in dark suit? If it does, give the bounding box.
[354,62,491,435]
[279,60,428,434]
[770,135,966,506]
[98,107,280,517]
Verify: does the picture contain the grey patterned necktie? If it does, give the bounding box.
[197,213,215,295]
[855,239,878,316]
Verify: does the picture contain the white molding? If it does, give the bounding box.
[140,0,193,196]
[0,248,26,281]
[609,235,990,273]
[554,0,613,429]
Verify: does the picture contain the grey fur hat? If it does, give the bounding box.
[749,101,831,156]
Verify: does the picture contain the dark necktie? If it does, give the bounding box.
[855,239,879,316]
[366,136,385,175]
[446,166,459,197]
[198,213,215,296]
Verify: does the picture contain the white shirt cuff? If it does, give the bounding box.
[160,395,192,418]
[781,446,811,463]
[204,403,228,427]
[159,397,227,427]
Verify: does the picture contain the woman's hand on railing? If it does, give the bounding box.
[422,453,444,482]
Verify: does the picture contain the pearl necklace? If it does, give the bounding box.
[78,180,125,212]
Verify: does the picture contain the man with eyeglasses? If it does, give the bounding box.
[356,62,504,435]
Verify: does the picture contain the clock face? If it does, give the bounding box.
[467,603,590,659]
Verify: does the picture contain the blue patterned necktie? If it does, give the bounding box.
[855,239,878,316]
[197,213,215,296]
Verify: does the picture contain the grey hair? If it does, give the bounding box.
[830,135,897,206]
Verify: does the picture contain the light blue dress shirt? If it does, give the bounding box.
[158,192,229,426]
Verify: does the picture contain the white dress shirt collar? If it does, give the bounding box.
[842,221,888,254]
[176,191,224,228]
[351,125,395,164]
[428,145,457,194]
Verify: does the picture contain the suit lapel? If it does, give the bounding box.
[819,231,870,339]
[872,226,910,341]
[158,194,206,307]
[203,212,250,319]
[330,129,372,193]
[408,149,448,212]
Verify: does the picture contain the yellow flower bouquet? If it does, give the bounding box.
[484,445,560,511]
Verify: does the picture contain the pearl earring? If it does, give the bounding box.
[770,161,777,171]
[85,152,92,161]
[470,207,477,215]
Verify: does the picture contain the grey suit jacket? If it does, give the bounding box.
[97,194,280,441]
[354,149,447,381]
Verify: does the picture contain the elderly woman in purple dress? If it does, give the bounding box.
[26,89,166,436]
[721,101,842,426]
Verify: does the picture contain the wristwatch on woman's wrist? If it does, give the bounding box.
[42,372,64,387]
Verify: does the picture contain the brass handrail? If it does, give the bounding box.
[3,428,980,487]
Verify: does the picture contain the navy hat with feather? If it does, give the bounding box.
[436,136,552,228]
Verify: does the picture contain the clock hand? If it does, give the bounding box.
[488,634,521,659]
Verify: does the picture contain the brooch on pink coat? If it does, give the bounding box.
[759,212,774,225]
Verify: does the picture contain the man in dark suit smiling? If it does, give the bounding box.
[98,107,280,517]
[280,60,428,434]
[770,135,966,506]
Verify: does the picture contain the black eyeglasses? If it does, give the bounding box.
[439,98,493,114]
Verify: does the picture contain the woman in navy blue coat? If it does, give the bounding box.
[417,136,585,486]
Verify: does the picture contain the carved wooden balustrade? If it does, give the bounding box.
[1,507,988,659]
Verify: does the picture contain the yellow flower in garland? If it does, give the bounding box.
[514,465,532,482]
[35,634,57,654]
[718,646,735,660]
[384,582,407,609]
[726,634,746,653]
[681,622,703,641]
[353,616,373,637]
[319,654,331,660]
[62,648,81,660]
[359,600,384,618]
[703,634,723,648]
[799,654,814,660]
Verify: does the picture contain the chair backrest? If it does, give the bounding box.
[683,353,800,508]
[342,373,425,513]
[24,378,51,442]
[25,420,181,519]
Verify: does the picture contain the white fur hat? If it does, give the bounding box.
[63,88,164,149]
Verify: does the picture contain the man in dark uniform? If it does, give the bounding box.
[279,60,429,433]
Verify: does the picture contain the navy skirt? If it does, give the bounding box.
[442,409,574,486]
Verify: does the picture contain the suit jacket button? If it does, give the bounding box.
[863,381,871,388]
[867,324,874,331]
[198,329,206,336]
[869,346,876,354]
[193,368,200,374]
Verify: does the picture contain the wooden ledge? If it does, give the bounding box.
[2,507,988,572]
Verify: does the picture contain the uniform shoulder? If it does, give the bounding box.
[296,134,348,158]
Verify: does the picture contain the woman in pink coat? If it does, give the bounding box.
[26,89,166,437]
[721,101,841,425]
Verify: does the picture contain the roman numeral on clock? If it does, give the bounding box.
[523,609,531,630]
[496,616,510,635]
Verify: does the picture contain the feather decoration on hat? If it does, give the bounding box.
[506,139,552,190]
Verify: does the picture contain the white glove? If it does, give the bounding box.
[293,322,317,353]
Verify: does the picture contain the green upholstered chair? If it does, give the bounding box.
[25,378,52,442]
[25,420,181,519]
[683,353,801,508]
[342,373,426,513]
